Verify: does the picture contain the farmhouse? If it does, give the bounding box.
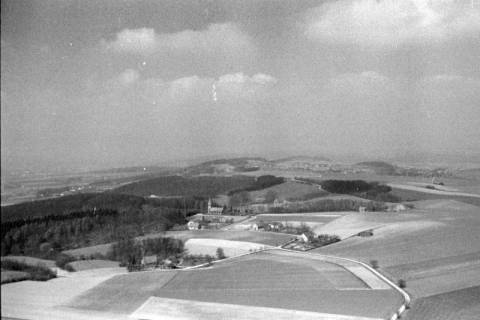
[273,198,289,208]
[392,204,407,212]
[187,221,200,230]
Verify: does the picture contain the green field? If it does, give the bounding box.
[69,250,402,319]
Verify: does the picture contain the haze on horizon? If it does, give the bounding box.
[2,0,480,173]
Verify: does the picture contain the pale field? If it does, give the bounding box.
[132,296,384,320]
[1,267,126,320]
[388,183,480,198]
[188,213,247,222]
[162,230,295,246]
[312,199,480,298]
[256,213,342,223]
[68,250,402,319]
[184,238,270,257]
[312,213,385,239]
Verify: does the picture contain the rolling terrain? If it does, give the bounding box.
[2,156,480,320]
[68,250,403,319]
[313,199,480,299]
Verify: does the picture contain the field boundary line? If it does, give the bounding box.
[273,248,411,320]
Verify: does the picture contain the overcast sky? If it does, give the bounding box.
[2,0,480,172]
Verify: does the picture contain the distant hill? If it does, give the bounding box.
[273,155,331,163]
[113,175,256,198]
[185,157,267,174]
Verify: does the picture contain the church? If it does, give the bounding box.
[207,198,224,215]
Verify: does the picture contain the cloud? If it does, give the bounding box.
[116,71,278,106]
[93,71,278,126]
[105,28,157,54]
[217,73,277,85]
[102,23,254,56]
[304,0,480,48]
[215,72,277,101]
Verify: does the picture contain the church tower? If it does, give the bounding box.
[207,198,212,214]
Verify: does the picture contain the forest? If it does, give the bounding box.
[321,180,401,202]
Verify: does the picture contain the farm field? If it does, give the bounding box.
[63,230,294,258]
[404,285,480,320]
[184,238,269,257]
[312,213,385,239]
[68,249,402,319]
[389,187,480,206]
[132,297,383,320]
[256,213,343,223]
[1,267,127,320]
[312,199,480,298]
[249,180,325,202]
[160,230,294,246]
[67,259,120,271]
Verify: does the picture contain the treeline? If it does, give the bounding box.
[109,236,184,269]
[1,260,57,283]
[321,180,378,194]
[321,180,401,203]
[1,207,186,258]
[147,196,211,214]
[1,208,118,235]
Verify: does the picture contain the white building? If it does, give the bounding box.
[187,221,200,230]
[393,204,407,212]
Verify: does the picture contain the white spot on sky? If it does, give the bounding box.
[142,61,147,66]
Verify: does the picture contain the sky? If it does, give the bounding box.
[2,0,480,172]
